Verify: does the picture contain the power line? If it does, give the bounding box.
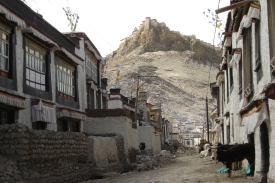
[31,0,38,5]
[64,0,116,50]
[86,22,116,50]
[26,0,70,31]
[26,0,113,56]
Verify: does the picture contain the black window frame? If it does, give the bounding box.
[55,52,79,109]
[268,0,275,62]
[242,27,253,102]
[239,56,243,100]
[0,15,17,90]
[86,84,95,109]
[23,34,52,100]
[254,20,263,83]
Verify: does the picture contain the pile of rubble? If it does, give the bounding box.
[178,146,199,155]
[132,150,174,172]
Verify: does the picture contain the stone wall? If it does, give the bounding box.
[0,155,23,183]
[0,124,90,183]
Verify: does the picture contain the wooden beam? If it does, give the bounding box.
[222,31,233,36]
[215,0,250,14]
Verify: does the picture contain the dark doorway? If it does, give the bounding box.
[226,125,230,144]
[259,122,269,181]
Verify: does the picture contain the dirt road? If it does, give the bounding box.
[83,153,254,183]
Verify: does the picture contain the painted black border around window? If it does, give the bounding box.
[55,52,79,109]
[22,34,52,100]
[254,20,263,83]
[0,17,17,90]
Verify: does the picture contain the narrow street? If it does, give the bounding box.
[83,153,254,183]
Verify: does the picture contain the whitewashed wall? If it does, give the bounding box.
[84,116,139,157]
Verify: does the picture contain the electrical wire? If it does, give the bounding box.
[31,0,38,5]
[26,0,115,56]
[64,0,116,51]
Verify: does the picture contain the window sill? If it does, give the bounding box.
[58,92,75,101]
[0,70,9,78]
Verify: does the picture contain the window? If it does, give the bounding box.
[58,120,68,131]
[239,57,243,100]
[227,50,233,93]
[69,121,80,132]
[87,85,95,109]
[32,121,47,130]
[254,20,263,83]
[226,68,229,103]
[57,119,80,132]
[85,50,98,83]
[229,67,233,93]
[268,0,275,61]
[226,125,230,144]
[57,58,75,98]
[0,111,7,124]
[0,23,10,72]
[25,38,47,91]
[243,27,253,101]
[0,109,15,125]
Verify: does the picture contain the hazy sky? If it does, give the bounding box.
[24,0,230,57]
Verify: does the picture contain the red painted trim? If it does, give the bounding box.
[0,71,8,78]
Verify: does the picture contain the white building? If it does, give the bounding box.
[213,1,275,182]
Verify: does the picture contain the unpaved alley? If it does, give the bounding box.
[82,153,255,183]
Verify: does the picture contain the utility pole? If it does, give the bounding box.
[206,97,209,143]
[134,76,140,123]
[134,75,157,123]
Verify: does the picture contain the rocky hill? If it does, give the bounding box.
[104,17,221,124]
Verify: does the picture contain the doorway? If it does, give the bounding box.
[259,122,269,181]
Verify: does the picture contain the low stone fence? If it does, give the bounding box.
[0,155,23,182]
[0,124,90,183]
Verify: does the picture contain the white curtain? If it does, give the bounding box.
[31,100,56,123]
[241,102,269,134]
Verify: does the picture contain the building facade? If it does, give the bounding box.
[0,0,105,133]
[213,0,275,182]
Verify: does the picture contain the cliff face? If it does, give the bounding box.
[105,18,221,124]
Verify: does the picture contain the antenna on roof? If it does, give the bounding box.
[63,7,79,32]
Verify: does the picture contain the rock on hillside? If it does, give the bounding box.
[104,17,221,123]
[111,17,220,62]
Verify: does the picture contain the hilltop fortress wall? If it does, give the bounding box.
[120,17,218,49]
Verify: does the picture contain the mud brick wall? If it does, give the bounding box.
[113,135,128,172]
[86,108,131,118]
[0,124,90,183]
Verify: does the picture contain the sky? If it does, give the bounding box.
[24,0,230,57]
